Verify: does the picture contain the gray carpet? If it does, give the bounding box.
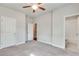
[0,41,79,56]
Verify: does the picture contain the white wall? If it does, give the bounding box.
[36,13,52,44]
[27,16,34,24]
[0,6,27,46]
[35,4,79,49]
[52,4,79,48]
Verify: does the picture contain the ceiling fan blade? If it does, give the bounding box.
[23,6,31,8]
[38,6,45,11]
[33,9,35,13]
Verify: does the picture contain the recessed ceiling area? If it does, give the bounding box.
[0,3,69,18]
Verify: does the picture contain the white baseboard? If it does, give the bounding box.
[52,43,65,49]
[16,41,25,45]
[0,41,26,49]
[0,47,5,49]
[38,40,65,49]
[38,40,52,45]
[27,40,33,42]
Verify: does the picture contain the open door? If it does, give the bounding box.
[28,23,37,41]
[33,23,37,41]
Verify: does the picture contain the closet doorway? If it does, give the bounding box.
[1,16,16,48]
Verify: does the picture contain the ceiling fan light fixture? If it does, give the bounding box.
[22,3,45,13]
[32,5,38,10]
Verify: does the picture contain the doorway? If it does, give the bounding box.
[65,15,79,52]
[28,23,33,41]
[28,23,37,41]
[33,23,37,41]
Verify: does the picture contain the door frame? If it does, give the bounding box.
[64,14,79,49]
[33,23,37,41]
[28,23,33,41]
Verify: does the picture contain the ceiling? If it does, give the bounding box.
[0,3,69,18]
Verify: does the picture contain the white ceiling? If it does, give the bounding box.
[0,3,69,18]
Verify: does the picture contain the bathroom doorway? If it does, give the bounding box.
[33,23,37,41]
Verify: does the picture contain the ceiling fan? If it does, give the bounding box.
[22,3,46,13]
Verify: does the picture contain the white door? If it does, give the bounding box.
[65,16,78,50]
[1,16,16,48]
[77,16,79,48]
[28,23,33,41]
